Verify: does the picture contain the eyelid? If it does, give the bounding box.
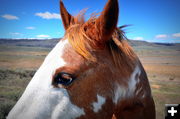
[61,73,72,79]
[54,67,78,78]
[60,72,75,79]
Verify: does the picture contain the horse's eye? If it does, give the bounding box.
[53,72,74,86]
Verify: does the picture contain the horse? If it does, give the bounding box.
[7,0,155,119]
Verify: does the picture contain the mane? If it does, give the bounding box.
[64,13,138,76]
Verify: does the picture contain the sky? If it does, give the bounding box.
[0,0,180,43]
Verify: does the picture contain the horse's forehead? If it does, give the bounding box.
[62,41,84,63]
[59,39,88,71]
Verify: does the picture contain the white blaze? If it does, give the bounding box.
[7,40,85,119]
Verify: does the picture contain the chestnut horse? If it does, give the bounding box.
[7,0,155,119]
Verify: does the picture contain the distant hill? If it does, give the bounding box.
[0,38,60,48]
[128,40,180,47]
[0,38,179,49]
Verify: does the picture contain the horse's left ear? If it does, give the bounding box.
[60,0,75,30]
[95,0,119,42]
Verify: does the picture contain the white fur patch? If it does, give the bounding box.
[7,40,85,119]
[113,84,127,104]
[113,65,141,104]
[127,65,141,96]
[92,95,106,113]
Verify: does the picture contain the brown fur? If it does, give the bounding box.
[64,17,137,78]
[58,0,155,118]
[55,43,155,119]
[60,43,117,119]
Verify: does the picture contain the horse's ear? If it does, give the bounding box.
[60,0,74,30]
[95,0,119,42]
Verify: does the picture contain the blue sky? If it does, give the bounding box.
[0,0,180,43]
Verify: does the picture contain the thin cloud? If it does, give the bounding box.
[36,34,50,38]
[10,32,22,35]
[133,37,144,40]
[35,12,61,19]
[1,14,19,20]
[172,33,180,38]
[26,27,35,30]
[155,34,168,39]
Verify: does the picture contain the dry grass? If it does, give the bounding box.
[0,45,50,70]
[135,45,180,119]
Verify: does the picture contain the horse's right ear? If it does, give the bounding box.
[60,0,74,30]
